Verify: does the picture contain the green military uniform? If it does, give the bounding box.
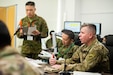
[46,38,62,49]
[65,39,110,73]
[57,43,79,59]
[0,46,41,75]
[17,15,48,59]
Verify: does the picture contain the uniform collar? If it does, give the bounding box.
[82,38,98,52]
[26,14,38,23]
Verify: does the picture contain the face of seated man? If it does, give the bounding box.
[62,33,73,47]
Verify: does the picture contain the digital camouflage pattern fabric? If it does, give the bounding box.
[0,46,41,75]
[47,39,110,73]
[17,15,48,59]
[57,43,79,59]
[46,38,63,49]
[65,39,110,73]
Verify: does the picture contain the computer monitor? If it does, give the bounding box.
[64,21,81,33]
[92,23,101,35]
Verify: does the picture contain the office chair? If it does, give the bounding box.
[74,34,82,46]
[97,35,102,42]
[104,35,113,74]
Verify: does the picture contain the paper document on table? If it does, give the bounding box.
[73,71,101,75]
[27,26,36,35]
[38,50,52,59]
[27,60,42,67]
[25,57,42,67]
[25,57,47,67]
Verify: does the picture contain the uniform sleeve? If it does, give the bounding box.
[66,48,81,64]
[46,39,51,48]
[73,47,102,71]
[40,19,49,38]
[73,45,79,53]
[56,46,80,64]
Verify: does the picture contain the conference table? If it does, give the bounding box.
[37,64,113,75]
[26,50,113,75]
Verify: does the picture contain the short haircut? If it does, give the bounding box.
[81,23,96,35]
[0,20,11,48]
[62,29,75,40]
[25,1,35,6]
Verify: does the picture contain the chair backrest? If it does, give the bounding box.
[104,35,113,74]
[74,34,82,46]
[97,35,102,42]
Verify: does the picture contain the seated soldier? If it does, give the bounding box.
[49,29,79,64]
[48,23,110,73]
[57,29,79,59]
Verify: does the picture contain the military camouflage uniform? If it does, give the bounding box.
[0,46,41,75]
[57,43,79,59]
[46,38,62,49]
[17,15,48,59]
[65,39,110,73]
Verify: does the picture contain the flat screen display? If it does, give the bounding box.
[64,21,81,33]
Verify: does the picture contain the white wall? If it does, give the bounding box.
[0,0,113,49]
[80,0,113,37]
[60,0,113,37]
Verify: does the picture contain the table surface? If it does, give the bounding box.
[26,50,113,75]
[36,64,113,75]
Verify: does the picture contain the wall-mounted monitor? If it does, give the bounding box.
[91,23,101,35]
[64,21,81,33]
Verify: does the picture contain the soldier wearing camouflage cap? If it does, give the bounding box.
[16,1,49,59]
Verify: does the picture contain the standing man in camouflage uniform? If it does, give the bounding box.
[49,24,110,73]
[0,20,41,75]
[17,1,48,59]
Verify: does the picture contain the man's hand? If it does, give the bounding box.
[49,54,57,65]
[20,29,23,36]
[51,64,61,69]
[32,30,40,35]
